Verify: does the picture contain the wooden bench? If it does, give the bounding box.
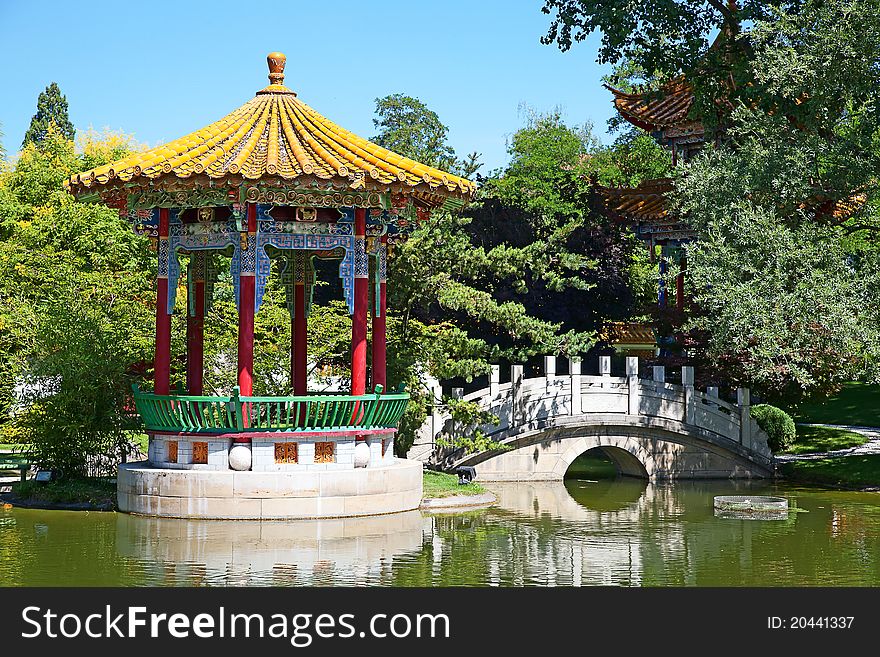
[0,454,31,482]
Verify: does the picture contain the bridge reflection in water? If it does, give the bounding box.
[479,479,798,586]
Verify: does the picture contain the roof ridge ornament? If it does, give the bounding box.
[257,51,296,96]
[268,52,285,85]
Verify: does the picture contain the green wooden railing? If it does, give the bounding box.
[131,384,409,434]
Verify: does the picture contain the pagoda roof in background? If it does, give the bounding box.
[594,178,672,224]
[594,177,697,242]
[826,192,868,220]
[595,176,867,241]
[601,321,658,358]
[605,79,696,132]
[601,321,656,345]
[66,53,476,209]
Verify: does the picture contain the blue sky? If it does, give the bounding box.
[0,0,615,173]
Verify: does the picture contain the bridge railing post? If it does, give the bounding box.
[450,387,464,443]
[652,365,665,385]
[428,377,443,453]
[511,364,524,427]
[706,386,719,407]
[544,355,556,391]
[490,364,500,400]
[626,356,639,416]
[682,366,695,425]
[569,357,581,415]
[738,387,751,448]
[599,355,611,388]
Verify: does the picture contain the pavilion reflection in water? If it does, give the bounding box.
[115,511,423,586]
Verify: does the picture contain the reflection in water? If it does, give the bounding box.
[114,512,425,586]
[3,479,880,586]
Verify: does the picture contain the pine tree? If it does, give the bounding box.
[22,82,75,147]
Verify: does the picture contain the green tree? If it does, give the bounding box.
[541,1,808,134]
[22,82,75,148]
[386,106,670,455]
[467,110,668,341]
[372,100,605,455]
[671,0,880,400]
[373,93,481,178]
[541,1,797,69]
[0,128,153,471]
[544,0,880,401]
[679,202,880,400]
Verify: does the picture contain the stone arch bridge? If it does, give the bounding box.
[409,356,773,480]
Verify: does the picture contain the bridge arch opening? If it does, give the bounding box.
[564,446,649,480]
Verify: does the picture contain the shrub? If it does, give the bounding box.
[751,404,796,452]
[14,299,140,477]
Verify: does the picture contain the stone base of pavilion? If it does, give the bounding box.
[118,458,423,520]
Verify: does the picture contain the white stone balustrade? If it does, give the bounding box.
[408,356,770,465]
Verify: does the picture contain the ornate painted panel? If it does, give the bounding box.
[192,441,208,465]
[274,442,298,464]
[314,441,335,464]
[165,209,239,314]
[155,202,412,317]
[254,204,356,314]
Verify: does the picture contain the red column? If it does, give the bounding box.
[187,256,205,395]
[237,203,257,396]
[676,253,687,311]
[351,208,368,396]
[371,235,387,391]
[154,208,171,395]
[292,266,308,395]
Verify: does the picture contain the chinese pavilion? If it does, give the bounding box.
[594,76,865,311]
[67,53,475,518]
[593,79,700,312]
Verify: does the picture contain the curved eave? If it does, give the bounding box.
[594,178,674,224]
[67,172,475,210]
[605,81,695,131]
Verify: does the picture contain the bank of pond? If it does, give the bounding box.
[4,451,880,514]
[2,470,488,512]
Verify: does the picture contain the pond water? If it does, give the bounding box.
[2,479,879,586]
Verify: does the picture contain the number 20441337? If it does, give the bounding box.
[768,617,854,629]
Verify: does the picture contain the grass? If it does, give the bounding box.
[422,470,485,499]
[791,382,880,427]
[780,454,880,488]
[133,433,148,454]
[10,477,117,509]
[780,425,868,455]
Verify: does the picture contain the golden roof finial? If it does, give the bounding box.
[257,52,294,95]
[267,52,286,85]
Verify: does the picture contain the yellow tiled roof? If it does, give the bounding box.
[66,53,476,207]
